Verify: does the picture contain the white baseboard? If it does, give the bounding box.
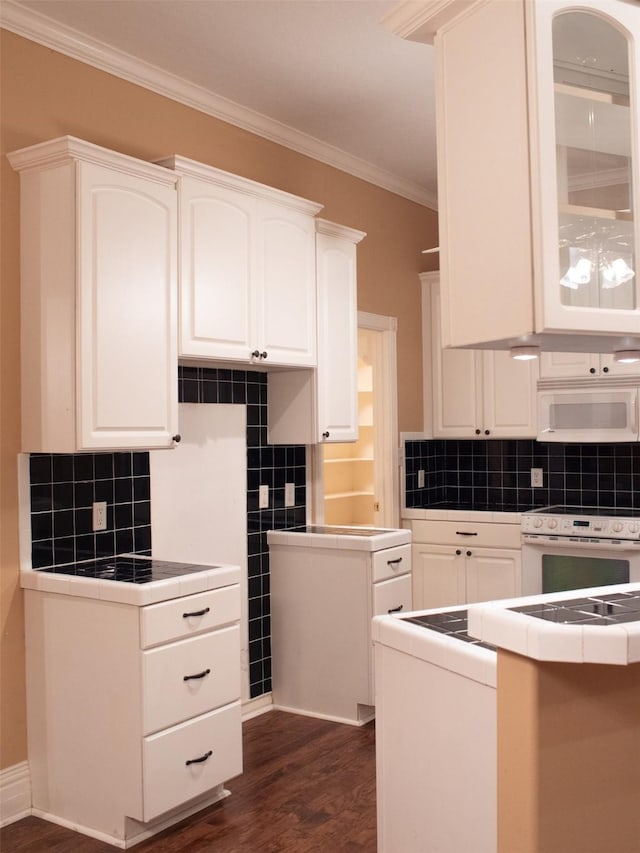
[241,693,273,721]
[0,761,31,827]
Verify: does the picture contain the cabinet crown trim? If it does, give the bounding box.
[156,154,323,216]
[7,135,179,186]
[315,218,366,243]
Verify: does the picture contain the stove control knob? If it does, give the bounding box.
[533,517,543,528]
[612,522,624,533]
[629,523,639,535]
[547,518,558,530]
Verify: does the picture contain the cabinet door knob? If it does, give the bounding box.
[466,550,472,556]
[484,429,490,435]
[261,351,268,360]
[589,367,596,374]
[455,549,462,555]
[602,366,609,373]
[251,349,261,358]
[322,431,330,439]
[172,434,182,443]
[475,428,481,435]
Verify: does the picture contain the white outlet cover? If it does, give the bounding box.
[259,484,269,509]
[285,482,295,507]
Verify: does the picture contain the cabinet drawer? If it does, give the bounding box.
[142,625,241,735]
[411,520,521,549]
[141,585,240,648]
[372,544,411,583]
[142,701,242,821]
[373,574,412,618]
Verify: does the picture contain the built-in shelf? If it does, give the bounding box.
[559,203,633,222]
[325,490,375,501]
[555,81,630,108]
[325,457,373,465]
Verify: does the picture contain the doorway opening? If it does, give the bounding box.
[314,312,399,528]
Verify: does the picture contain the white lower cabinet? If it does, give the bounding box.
[268,532,411,724]
[24,581,242,848]
[409,520,522,610]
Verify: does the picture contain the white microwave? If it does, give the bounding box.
[538,387,639,442]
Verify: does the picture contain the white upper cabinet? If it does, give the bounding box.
[9,137,179,452]
[428,277,538,438]
[267,220,366,444]
[159,156,322,368]
[429,0,640,356]
[540,351,640,380]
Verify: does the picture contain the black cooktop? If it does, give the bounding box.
[402,610,495,650]
[511,591,640,625]
[528,505,640,518]
[38,555,218,584]
[288,525,393,536]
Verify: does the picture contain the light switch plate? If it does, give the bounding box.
[285,482,295,507]
[259,485,269,509]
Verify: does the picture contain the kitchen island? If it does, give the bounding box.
[373,583,640,853]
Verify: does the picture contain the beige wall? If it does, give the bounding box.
[498,650,640,853]
[0,29,438,770]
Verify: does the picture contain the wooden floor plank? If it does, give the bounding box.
[0,711,376,852]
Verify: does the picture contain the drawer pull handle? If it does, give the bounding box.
[455,531,478,536]
[183,606,210,618]
[183,668,211,682]
[186,750,213,766]
[388,604,404,613]
[387,558,403,566]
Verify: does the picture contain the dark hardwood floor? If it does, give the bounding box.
[1,710,377,852]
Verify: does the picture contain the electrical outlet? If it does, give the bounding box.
[92,501,107,531]
[417,469,426,489]
[285,482,295,507]
[531,468,544,488]
[259,485,269,509]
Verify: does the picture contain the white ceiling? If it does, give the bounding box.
[2,0,438,208]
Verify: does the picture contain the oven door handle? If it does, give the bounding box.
[522,535,639,553]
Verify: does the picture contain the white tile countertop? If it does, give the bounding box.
[467,583,640,666]
[20,557,241,606]
[402,508,523,523]
[267,526,411,551]
[372,605,497,688]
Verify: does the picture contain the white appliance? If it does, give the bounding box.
[537,387,639,442]
[521,505,640,596]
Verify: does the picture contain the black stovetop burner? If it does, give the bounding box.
[38,555,218,584]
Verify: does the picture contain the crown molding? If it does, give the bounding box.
[380,0,477,44]
[1,1,438,210]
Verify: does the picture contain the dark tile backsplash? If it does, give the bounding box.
[405,439,640,511]
[28,366,306,702]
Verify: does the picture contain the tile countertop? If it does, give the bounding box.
[372,605,497,689]
[402,508,524,523]
[267,526,411,551]
[467,583,640,666]
[20,556,241,606]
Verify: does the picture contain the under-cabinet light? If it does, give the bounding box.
[510,346,540,361]
[613,350,640,364]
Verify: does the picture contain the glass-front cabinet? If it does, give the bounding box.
[535,0,639,334]
[426,0,640,352]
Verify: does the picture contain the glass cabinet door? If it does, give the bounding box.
[552,9,635,313]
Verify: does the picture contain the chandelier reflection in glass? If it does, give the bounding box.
[559,216,635,298]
